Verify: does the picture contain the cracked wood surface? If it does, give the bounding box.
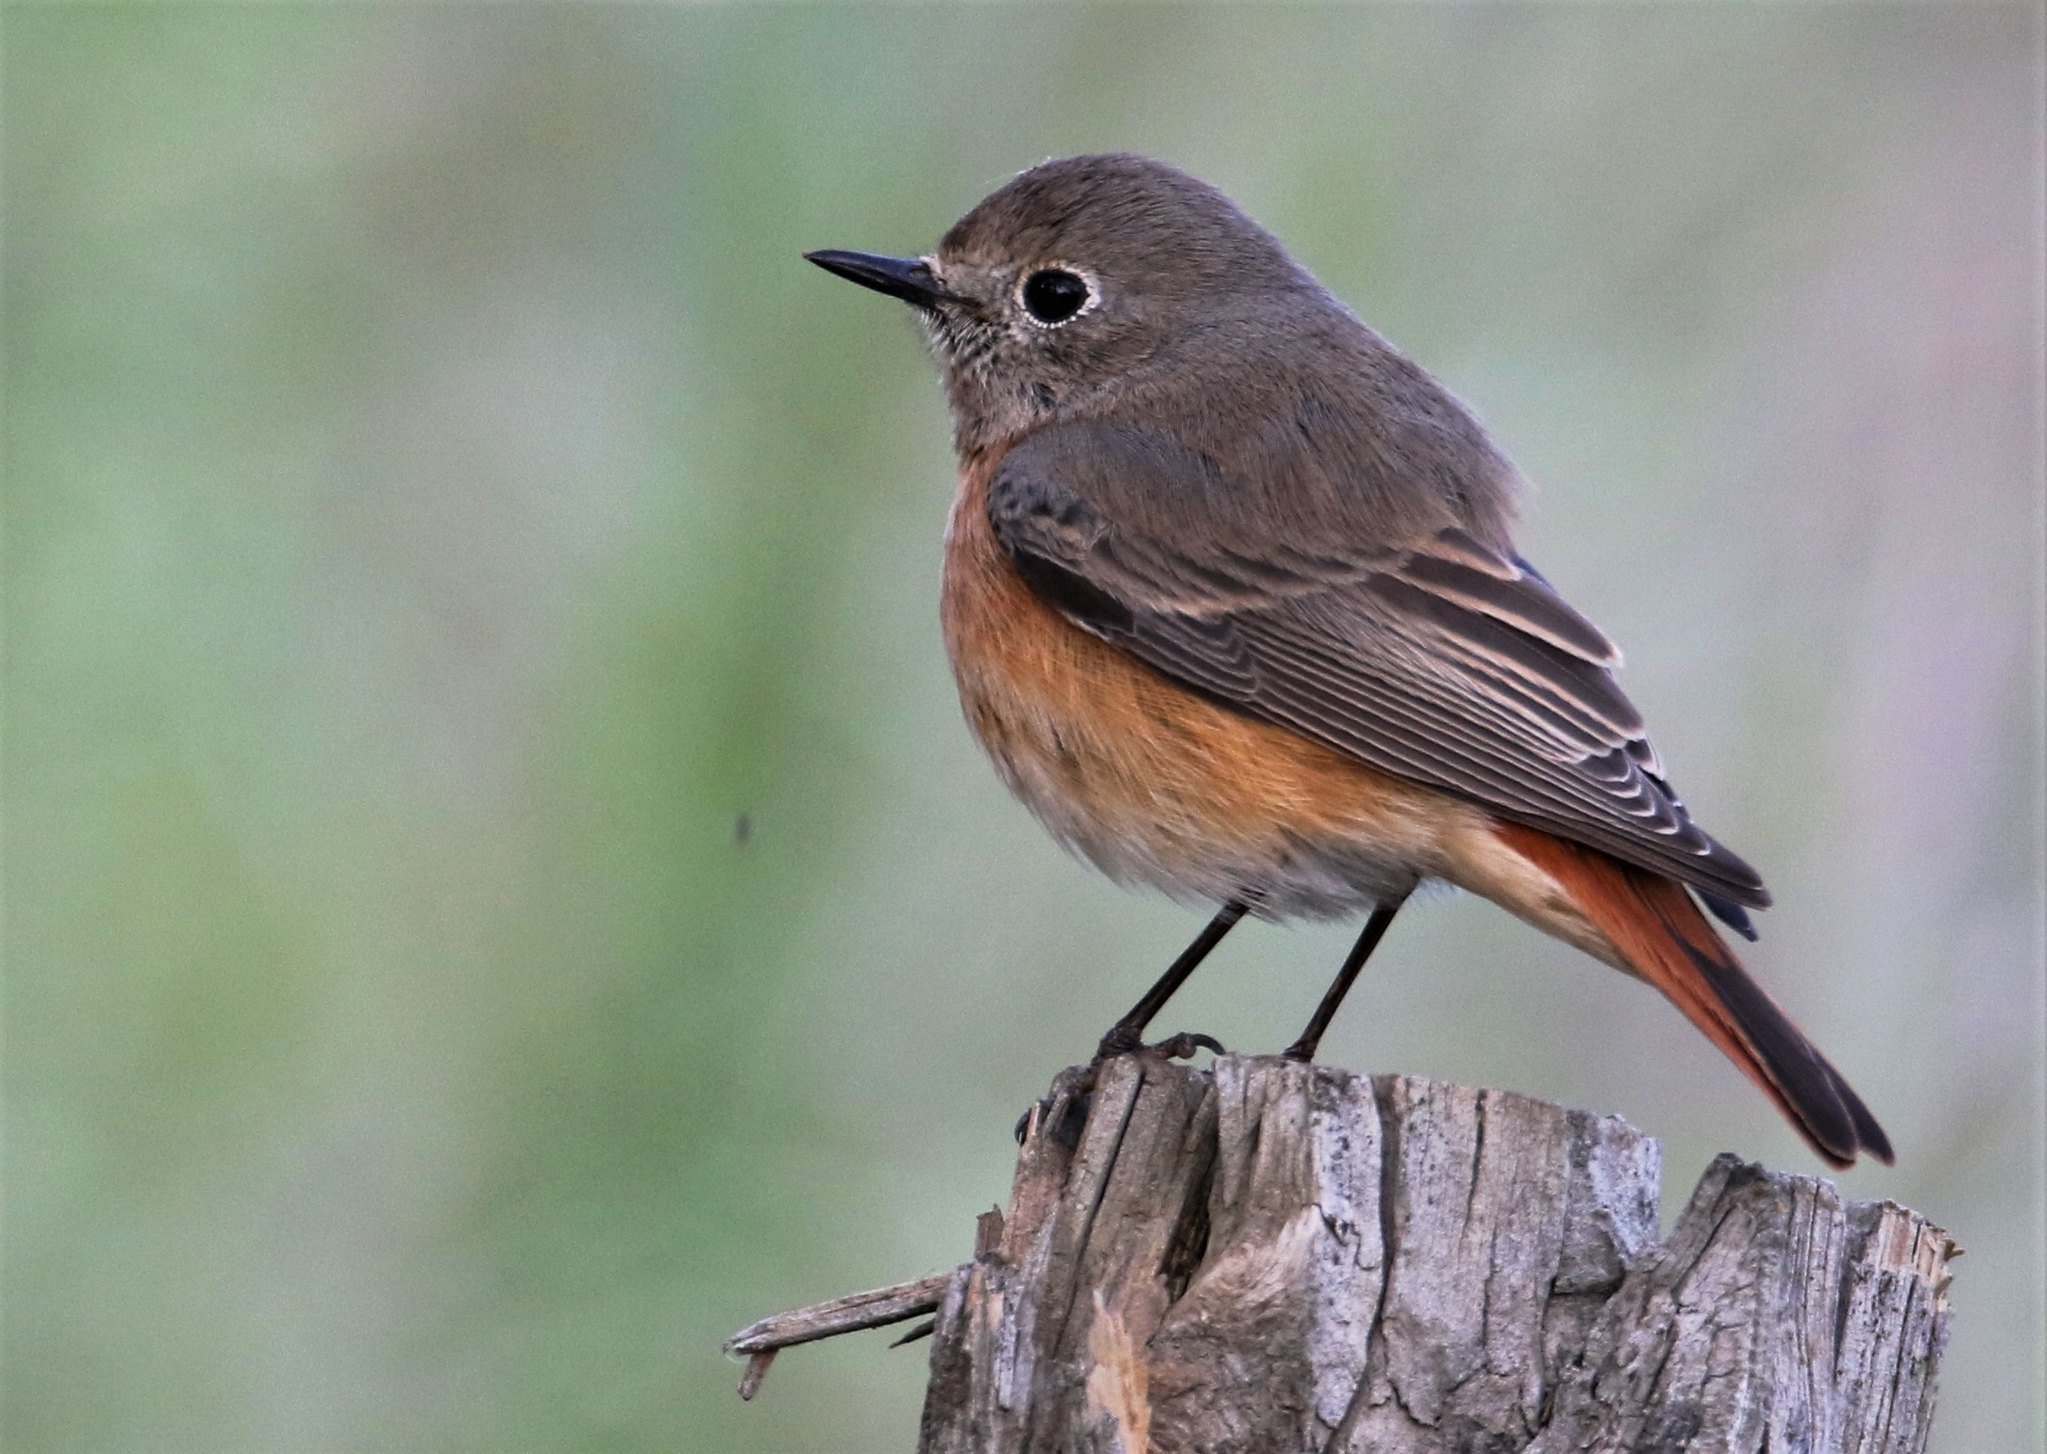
[911,1056,1951,1454]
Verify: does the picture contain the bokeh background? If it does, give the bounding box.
[6,5,2041,1451]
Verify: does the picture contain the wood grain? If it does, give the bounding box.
[729,1056,1954,1452]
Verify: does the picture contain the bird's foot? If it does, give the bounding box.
[1093,1027,1226,1063]
[1140,1030,1228,1061]
[1011,1033,1225,1148]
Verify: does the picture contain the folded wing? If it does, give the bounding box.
[988,423,1770,912]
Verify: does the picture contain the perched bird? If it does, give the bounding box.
[806,154,1890,1167]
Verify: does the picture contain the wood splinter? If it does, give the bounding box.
[723,1269,960,1399]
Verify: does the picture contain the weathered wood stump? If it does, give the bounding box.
[728,1056,1954,1453]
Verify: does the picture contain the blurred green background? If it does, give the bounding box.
[5,5,2040,1450]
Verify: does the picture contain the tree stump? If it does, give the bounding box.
[727,1055,1954,1453]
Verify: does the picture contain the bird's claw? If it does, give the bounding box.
[1093,1026,1227,1063]
[1013,1089,1094,1149]
[1142,1031,1226,1061]
[1013,1063,1101,1148]
[1012,1033,1224,1148]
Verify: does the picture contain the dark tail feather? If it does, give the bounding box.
[1496,823,1893,1168]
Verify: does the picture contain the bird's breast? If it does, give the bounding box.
[938,444,1457,918]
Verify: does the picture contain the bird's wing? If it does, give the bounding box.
[987,422,1770,912]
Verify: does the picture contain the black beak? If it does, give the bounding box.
[804,249,947,309]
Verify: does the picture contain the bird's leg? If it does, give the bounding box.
[1016,897,1252,1148]
[1094,897,1252,1061]
[1281,896,1408,1063]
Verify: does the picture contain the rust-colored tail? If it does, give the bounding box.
[1496,823,1893,1168]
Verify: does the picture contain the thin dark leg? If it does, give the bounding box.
[1095,897,1251,1059]
[1281,897,1407,1063]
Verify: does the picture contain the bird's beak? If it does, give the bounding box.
[803,249,949,310]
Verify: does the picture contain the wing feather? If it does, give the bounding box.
[988,426,1770,908]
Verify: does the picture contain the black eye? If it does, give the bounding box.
[1021,269,1090,325]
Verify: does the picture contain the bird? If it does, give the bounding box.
[804,153,1891,1168]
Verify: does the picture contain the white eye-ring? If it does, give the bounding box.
[1017,264,1098,327]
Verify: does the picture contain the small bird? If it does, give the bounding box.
[806,154,1890,1168]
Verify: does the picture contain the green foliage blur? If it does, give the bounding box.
[5,6,2039,1450]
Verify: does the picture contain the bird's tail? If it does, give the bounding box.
[1494,822,1893,1168]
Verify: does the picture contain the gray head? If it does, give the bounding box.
[809,154,1519,540]
[807,155,1330,452]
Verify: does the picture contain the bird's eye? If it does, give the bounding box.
[1020,269,1090,325]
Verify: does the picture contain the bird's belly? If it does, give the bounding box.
[940,462,1457,920]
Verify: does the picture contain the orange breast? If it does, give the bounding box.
[938,446,1459,918]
